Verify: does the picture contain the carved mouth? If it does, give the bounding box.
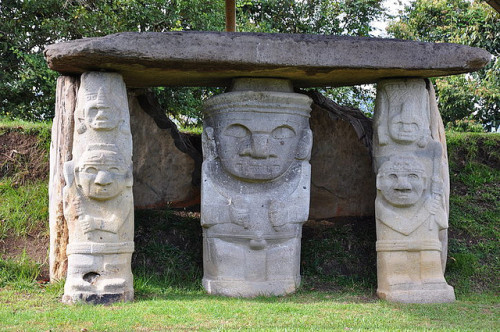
[237,163,281,175]
[94,120,110,125]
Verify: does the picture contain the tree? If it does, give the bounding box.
[0,0,385,123]
[0,0,225,122]
[387,0,499,131]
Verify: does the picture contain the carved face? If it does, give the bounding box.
[378,162,426,207]
[212,112,309,181]
[84,92,121,131]
[76,151,130,201]
[388,102,425,144]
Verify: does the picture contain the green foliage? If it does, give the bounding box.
[1,0,385,123]
[0,0,226,121]
[237,0,384,36]
[388,0,500,131]
[446,118,485,133]
[153,86,225,127]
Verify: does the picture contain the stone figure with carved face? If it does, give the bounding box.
[75,72,129,136]
[62,70,134,305]
[201,78,312,297]
[373,80,444,173]
[373,78,454,303]
[62,143,134,304]
[375,154,454,303]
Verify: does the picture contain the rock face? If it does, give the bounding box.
[308,93,375,219]
[62,72,134,304]
[373,78,455,303]
[201,78,312,297]
[44,32,492,88]
[129,90,200,209]
[49,76,78,281]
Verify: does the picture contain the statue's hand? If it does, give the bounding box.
[229,204,250,229]
[79,215,93,234]
[269,200,287,228]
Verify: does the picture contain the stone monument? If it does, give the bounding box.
[373,79,455,303]
[62,72,134,304]
[200,78,313,296]
[45,32,490,303]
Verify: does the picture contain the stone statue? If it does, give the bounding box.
[373,79,455,303]
[62,72,134,304]
[201,78,312,297]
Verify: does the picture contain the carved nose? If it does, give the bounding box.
[94,171,112,186]
[95,109,108,120]
[396,176,412,190]
[250,134,270,159]
[401,123,413,132]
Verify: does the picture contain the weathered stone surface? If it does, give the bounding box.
[129,90,201,209]
[373,78,455,303]
[62,72,134,304]
[49,76,78,281]
[307,92,375,219]
[44,32,491,88]
[201,78,312,297]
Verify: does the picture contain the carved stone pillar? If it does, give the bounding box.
[201,78,313,297]
[373,79,455,303]
[62,72,134,304]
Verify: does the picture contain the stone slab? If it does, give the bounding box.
[44,32,491,88]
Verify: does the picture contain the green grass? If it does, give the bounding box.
[0,283,497,331]
[178,124,203,135]
[0,178,49,239]
[0,251,41,289]
[445,132,500,294]
[0,117,52,133]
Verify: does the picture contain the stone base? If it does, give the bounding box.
[62,291,133,305]
[203,277,300,297]
[377,282,455,303]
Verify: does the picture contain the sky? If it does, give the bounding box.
[371,0,413,37]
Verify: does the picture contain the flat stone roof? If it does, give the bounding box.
[44,31,491,88]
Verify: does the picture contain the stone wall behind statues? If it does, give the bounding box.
[128,90,201,209]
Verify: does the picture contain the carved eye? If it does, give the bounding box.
[272,126,295,139]
[388,174,397,180]
[408,173,419,180]
[85,166,98,174]
[108,167,121,173]
[224,124,249,138]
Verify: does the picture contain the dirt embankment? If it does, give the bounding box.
[1,129,50,279]
[0,130,49,183]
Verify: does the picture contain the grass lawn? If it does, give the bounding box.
[0,283,498,331]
